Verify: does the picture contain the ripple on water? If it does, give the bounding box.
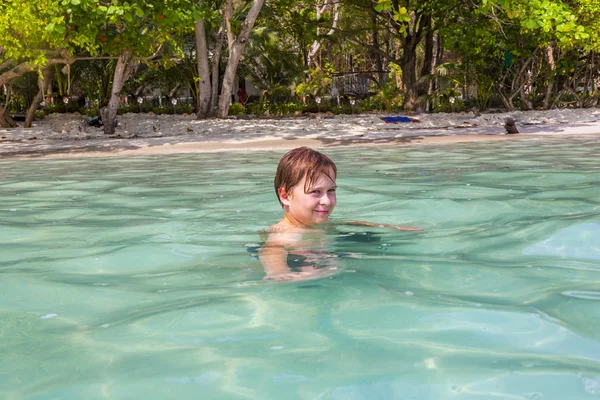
[1,141,600,398]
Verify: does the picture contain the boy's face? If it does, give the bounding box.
[280,168,337,228]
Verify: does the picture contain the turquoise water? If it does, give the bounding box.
[1,137,600,399]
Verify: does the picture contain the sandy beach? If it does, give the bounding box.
[1,108,600,159]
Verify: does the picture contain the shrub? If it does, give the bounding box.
[270,102,302,115]
[246,100,270,116]
[229,103,246,116]
[295,63,335,99]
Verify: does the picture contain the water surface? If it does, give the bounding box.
[1,137,600,399]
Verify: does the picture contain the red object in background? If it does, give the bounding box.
[237,87,248,106]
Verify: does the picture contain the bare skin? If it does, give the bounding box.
[260,170,422,282]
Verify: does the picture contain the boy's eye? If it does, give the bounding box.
[328,189,336,193]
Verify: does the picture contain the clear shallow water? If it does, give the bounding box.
[1,137,600,399]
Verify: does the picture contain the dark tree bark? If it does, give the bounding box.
[195,0,212,119]
[24,68,51,128]
[543,43,556,109]
[393,10,431,110]
[209,23,226,115]
[216,0,265,118]
[100,49,134,135]
[401,51,419,110]
[0,84,16,128]
[371,13,384,86]
[420,21,434,80]
[0,108,17,128]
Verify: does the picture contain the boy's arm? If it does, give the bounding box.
[258,237,291,278]
[343,220,423,232]
[258,234,338,282]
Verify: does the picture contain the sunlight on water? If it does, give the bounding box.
[1,137,600,399]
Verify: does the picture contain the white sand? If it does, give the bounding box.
[1,109,600,159]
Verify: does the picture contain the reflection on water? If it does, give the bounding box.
[1,137,600,399]
[523,223,600,260]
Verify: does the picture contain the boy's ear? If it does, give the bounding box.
[277,187,291,205]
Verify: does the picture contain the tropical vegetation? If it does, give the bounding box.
[1,0,599,133]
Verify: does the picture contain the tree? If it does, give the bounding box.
[373,0,463,110]
[306,0,340,69]
[469,0,591,109]
[56,0,200,134]
[194,0,221,118]
[195,0,266,119]
[238,26,303,101]
[0,0,74,127]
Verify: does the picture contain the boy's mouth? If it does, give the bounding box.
[315,210,329,215]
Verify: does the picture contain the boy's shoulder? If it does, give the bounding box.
[258,221,287,242]
[269,222,287,233]
[261,221,305,246]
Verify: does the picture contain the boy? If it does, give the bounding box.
[259,147,422,281]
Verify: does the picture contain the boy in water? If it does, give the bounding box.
[259,147,422,281]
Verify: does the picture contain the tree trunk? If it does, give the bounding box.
[24,68,51,128]
[420,22,435,111]
[0,85,17,128]
[401,45,419,110]
[543,43,556,109]
[209,23,226,116]
[397,12,430,110]
[371,13,384,86]
[519,88,533,110]
[495,83,513,111]
[216,0,265,118]
[100,49,134,135]
[0,109,17,128]
[420,22,434,81]
[307,0,340,69]
[195,2,212,119]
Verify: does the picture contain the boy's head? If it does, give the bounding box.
[274,147,337,207]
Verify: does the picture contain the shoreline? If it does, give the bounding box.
[4,132,600,160]
[1,110,599,159]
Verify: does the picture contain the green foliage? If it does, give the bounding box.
[295,64,335,98]
[473,75,495,111]
[246,99,271,116]
[371,82,404,112]
[6,91,27,114]
[576,0,600,50]
[477,0,589,48]
[228,103,246,115]
[3,0,600,121]
[36,100,86,116]
[430,89,467,113]
[0,0,66,65]
[124,102,194,115]
[239,26,303,97]
[273,102,303,115]
[57,0,202,57]
[374,0,410,27]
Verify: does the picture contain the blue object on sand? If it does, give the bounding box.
[381,116,420,123]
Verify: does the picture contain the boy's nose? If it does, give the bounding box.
[320,193,333,205]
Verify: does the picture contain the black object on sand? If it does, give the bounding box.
[88,116,103,127]
[504,117,519,134]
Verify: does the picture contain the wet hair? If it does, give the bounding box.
[274,147,337,207]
